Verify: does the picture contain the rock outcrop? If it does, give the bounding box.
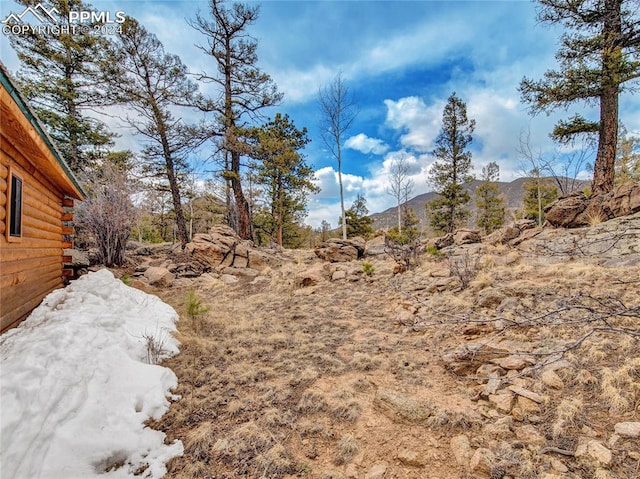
[315,237,366,262]
[545,182,640,228]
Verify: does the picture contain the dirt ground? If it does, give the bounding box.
[140,244,640,479]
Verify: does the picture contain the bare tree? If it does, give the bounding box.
[318,73,358,240]
[386,154,414,233]
[77,163,135,267]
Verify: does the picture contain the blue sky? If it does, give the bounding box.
[2,0,639,227]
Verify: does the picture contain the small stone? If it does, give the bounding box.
[450,434,471,466]
[516,396,541,414]
[488,393,514,413]
[587,441,612,465]
[614,422,640,438]
[332,270,347,281]
[540,369,564,389]
[508,385,546,404]
[397,449,425,467]
[220,274,239,285]
[469,448,495,476]
[492,355,531,371]
[550,458,568,473]
[365,462,388,479]
[345,464,358,479]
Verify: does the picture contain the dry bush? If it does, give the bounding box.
[297,390,328,414]
[333,433,358,465]
[448,251,480,289]
[76,163,135,267]
[331,400,362,423]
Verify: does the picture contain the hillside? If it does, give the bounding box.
[370,177,589,231]
[111,211,640,479]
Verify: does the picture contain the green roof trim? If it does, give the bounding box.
[0,62,86,199]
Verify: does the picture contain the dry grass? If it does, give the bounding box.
[146,243,640,479]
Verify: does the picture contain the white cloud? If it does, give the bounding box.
[384,96,443,152]
[345,133,389,155]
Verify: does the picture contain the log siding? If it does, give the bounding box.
[0,63,84,332]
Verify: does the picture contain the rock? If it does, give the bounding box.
[332,270,347,281]
[454,229,481,245]
[345,464,358,478]
[221,266,259,278]
[365,462,388,479]
[397,449,425,467]
[220,274,239,285]
[614,422,640,438]
[365,235,386,256]
[602,181,640,218]
[143,266,175,287]
[185,227,239,268]
[540,369,564,389]
[585,441,612,465]
[508,385,546,404]
[433,233,454,249]
[514,424,545,444]
[373,389,432,424]
[469,448,495,476]
[550,458,569,473]
[516,396,541,414]
[450,434,472,466]
[295,263,329,287]
[492,355,532,371]
[476,288,506,309]
[545,192,590,228]
[488,393,514,413]
[315,238,365,262]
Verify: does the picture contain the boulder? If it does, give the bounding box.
[454,229,481,245]
[614,422,640,438]
[314,237,365,262]
[602,181,640,218]
[365,235,386,256]
[295,263,330,287]
[433,233,454,249]
[469,448,495,477]
[185,226,239,268]
[450,434,471,466]
[544,192,590,228]
[144,266,175,287]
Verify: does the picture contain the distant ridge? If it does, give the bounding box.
[370,177,589,231]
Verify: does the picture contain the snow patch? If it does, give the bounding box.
[1,269,183,479]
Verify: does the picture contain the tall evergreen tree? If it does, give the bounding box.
[475,162,505,234]
[615,123,640,184]
[247,113,318,247]
[189,0,282,240]
[519,0,640,196]
[6,0,114,172]
[105,17,205,248]
[522,173,559,225]
[427,93,475,234]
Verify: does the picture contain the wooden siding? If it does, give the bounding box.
[0,145,66,331]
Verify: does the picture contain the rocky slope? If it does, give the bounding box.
[113,212,640,479]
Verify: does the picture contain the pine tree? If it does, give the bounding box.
[522,176,559,225]
[519,0,640,196]
[6,0,114,172]
[340,195,374,239]
[427,93,475,234]
[105,17,205,248]
[247,113,318,247]
[189,0,282,240]
[615,123,640,185]
[475,162,505,234]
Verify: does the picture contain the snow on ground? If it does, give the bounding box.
[0,269,183,479]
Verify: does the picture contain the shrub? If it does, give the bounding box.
[362,262,375,276]
[186,290,210,334]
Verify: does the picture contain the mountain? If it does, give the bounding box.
[370,177,589,231]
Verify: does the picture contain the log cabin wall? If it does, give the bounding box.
[0,64,84,332]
